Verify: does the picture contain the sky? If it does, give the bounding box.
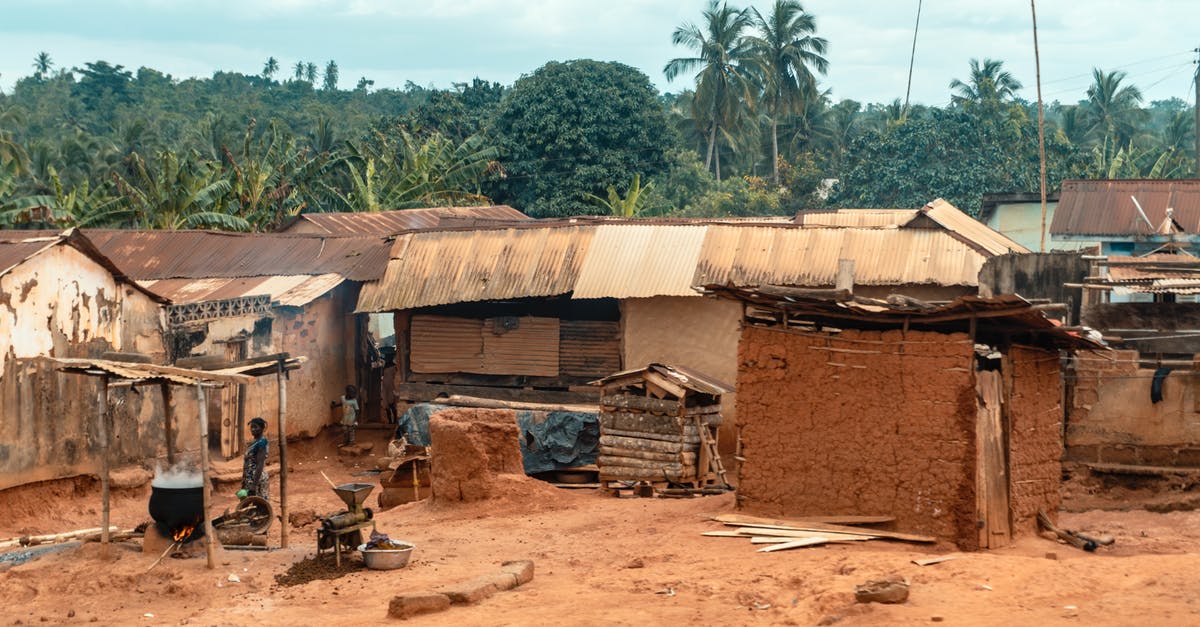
[0,0,1197,108]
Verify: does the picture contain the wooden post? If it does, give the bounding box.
[98,375,111,552]
[277,357,290,549]
[160,381,174,465]
[197,383,216,570]
[836,259,855,295]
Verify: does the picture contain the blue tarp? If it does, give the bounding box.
[396,403,599,474]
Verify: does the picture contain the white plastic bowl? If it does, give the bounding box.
[357,541,415,570]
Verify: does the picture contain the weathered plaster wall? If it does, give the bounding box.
[0,246,168,490]
[736,325,979,546]
[1065,349,1200,466]
[622,297,740,451]
[1007,345,1064,534]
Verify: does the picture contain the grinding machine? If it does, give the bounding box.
[317,482,376,567]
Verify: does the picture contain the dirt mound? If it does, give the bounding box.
[427,409,523,503]
[274,552,363,587]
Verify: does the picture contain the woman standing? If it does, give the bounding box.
[239,417,270,500]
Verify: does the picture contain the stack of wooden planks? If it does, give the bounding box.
[703,513,937,552]
[598,394,721,483]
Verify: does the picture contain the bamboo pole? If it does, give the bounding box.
[160,381,174,465]
[98,376,111,552]
[197,383,216,570]
[277,358,289,549]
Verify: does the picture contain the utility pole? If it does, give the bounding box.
[1032,0,1048,252]
[1194,48,1199,177]
[902,0,923,122]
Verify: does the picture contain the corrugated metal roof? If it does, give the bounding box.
[1052,179,1200,236]
[795,209,918,227]
[919,198,1029,255]
[574,224,708,298]
[279,205,529,235]
[139,273,345,306]
[0,230,168,303]
[80,230,390,281]
[592,362,733,395]
[1105,254,1200,282]
[694,226,983,288]
[0,238,57,276]
[356,225,595,311]
[1114,281,1200,295]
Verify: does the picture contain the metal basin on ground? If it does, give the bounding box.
[358,541,415,570]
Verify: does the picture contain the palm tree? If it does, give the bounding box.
[262,57,279,81]
[745,0,827,184]
[1084,68,1144,148]
[31,52,53,80]
[293,61,305,81]
[949,58,1022,106]
[322,60,339,91]
[664,0,757,181]
[304,62,318,84]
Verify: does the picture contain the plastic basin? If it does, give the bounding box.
[358,541,415,570]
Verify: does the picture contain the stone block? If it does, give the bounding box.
[501,560,535,585]
[438,579,498,605]
[480,572,519,591]
[387,593,451,619]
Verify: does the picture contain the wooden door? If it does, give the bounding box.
[220,339,247,459]
[975,368,1011,548]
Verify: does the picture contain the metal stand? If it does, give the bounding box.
[317,520,376,567]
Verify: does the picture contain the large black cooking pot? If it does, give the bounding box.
[148,486,205,542]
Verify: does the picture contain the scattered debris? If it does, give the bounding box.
[912,555,961,566]
[655,587,676,597]
[704,513,936,552]
[1038,510,1114,552]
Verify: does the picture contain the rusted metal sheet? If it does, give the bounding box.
[1052,179,1200,237]
[920,199,1029,255]
[1105,255,1200,282]
[574,224,707,298]
[796,209,918,227]
[560,320,622,378]
[81,230,390,281]
[480,317,558,376]
[592,362,733,395]
[138,274,346,307]
[279,206,529,235]
[410,315,483,373]
[357,226,595,311]
[0,239,58,275]
[695,226,984,288]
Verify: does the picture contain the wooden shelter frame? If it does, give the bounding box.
[46,355,304,569]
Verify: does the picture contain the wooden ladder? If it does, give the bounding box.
[694,415,729,488]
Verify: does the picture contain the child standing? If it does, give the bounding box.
[331,385,359,446]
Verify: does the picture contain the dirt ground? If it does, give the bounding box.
[3,428,1200,626]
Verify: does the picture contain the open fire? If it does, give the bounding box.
[173,519,199,543]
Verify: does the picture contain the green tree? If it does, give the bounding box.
[322,61,338,91]
[31,52,53,80]
[114,150,246,230]
[262,57,279,81]
[745,0,827,184]
[664,0,757,181]
[949,58,1023,106]
[293,61,305,81]
[584,173,656,217]
[490,59,676,217]
[1084,68,1145,148]
[305,62,318,84]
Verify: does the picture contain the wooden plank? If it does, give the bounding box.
[600,394,679,415]
[599,466,696,482]
[976,367,1011,549]
[711,513,897,526]
[713,514,935,543]
[643,371,686,398]
[601,411,682,434]
[601,427,700,444]
[750,537,800,544]
[444,394,596,413]
[912,555,962,566]
[598,455,688,473]
[757,538,834,552]
[396,382,597,406]
[598,445,696,464]
[600,434,691,453]
[731,527,874,542]
[701,531,748,537]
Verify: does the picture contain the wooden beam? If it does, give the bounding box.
[277,357,290,549]
[98,375,110,553]
[160,382,174,465]
[396,382,597,406]
[197,383,216,569]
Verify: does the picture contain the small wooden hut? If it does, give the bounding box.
[591,364,732,492]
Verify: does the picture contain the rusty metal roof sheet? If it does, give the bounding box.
[278,205,529,235]
[574,224,708,298]
[78,230,390,281]
[796,209,918,227]
[591,362,733,395]
[918,198,1029,255]
[695,225,985,288]
[356,225,596,311]
[1104,254,1200,282]
[0,230,168,303]
[139,273,345,306]
[1052,179,1200,236]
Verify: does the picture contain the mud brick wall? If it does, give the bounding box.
[736,326,978,547]
[1065,349,1200,467]
[428,409,523,503]
[1007,345,1064,534]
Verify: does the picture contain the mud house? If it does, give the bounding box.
[356,199,1025,453]
[0,230,167,490]
[705,285,1100,548]
[68,230,394,458]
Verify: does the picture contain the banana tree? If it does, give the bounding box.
[115,150,247,230]
[584,174,655,217]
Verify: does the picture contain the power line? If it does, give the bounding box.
[1041,50,1193,86]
